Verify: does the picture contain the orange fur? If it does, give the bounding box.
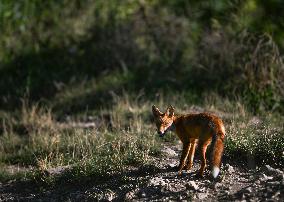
[152,105,225,178]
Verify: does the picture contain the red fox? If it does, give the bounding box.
[152,105,225,178]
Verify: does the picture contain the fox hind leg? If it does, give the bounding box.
[198,139,211,177]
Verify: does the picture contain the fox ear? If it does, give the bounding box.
[166,105,175,117]
[152,105,162,116]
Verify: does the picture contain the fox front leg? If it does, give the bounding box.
[178,143,191,175]
[186,140,197,171]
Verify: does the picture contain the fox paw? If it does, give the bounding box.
[196,172,204,179]
[186,166,192,171]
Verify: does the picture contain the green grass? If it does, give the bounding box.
[0,94,283,184]
[225,114,284,166]
[0,95,162,183]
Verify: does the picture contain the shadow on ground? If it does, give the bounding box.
[1,155,283,201]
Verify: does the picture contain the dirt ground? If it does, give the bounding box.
[0,144,283,201]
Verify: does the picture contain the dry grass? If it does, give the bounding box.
[0,95,161,182]
[0,94,283,183]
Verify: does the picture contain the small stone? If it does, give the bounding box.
[240,193,246,200]
[104,190,116,201]
[125,191,135,200]
[186,181,199,191]
[267,181,280,185]
[169,163,176,168]
[272,174,284,182]
[264,165,284,176]
[224,190,230,195]
[197,192,208,200]
[160,180,166,186]
[203,180,211,184]
[245,187,253,193]
[259,173,273,181]
[272,191,280,198]
[214,182,222,189]
[226,164,234,173]
[162,147,178,156]
[199,187,206,192]
[141,191,146,197]
[149,177,164,186]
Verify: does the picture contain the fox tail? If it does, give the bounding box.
[211,126,225,178]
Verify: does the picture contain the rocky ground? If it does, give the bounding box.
[0,144,283,201]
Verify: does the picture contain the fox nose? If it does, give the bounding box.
[157,131,164,137]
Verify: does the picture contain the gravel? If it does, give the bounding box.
[0,145,283,201]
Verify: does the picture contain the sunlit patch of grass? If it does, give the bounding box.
[225,113,284,167]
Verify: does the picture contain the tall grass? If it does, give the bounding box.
[0,96,161,182]
[192,31,284,112]
[0,94,283,183]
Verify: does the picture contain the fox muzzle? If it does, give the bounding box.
[157,130,165,137]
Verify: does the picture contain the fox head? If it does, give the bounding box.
[152,105,175,137]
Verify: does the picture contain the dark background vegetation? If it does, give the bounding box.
[1,0,283,115]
